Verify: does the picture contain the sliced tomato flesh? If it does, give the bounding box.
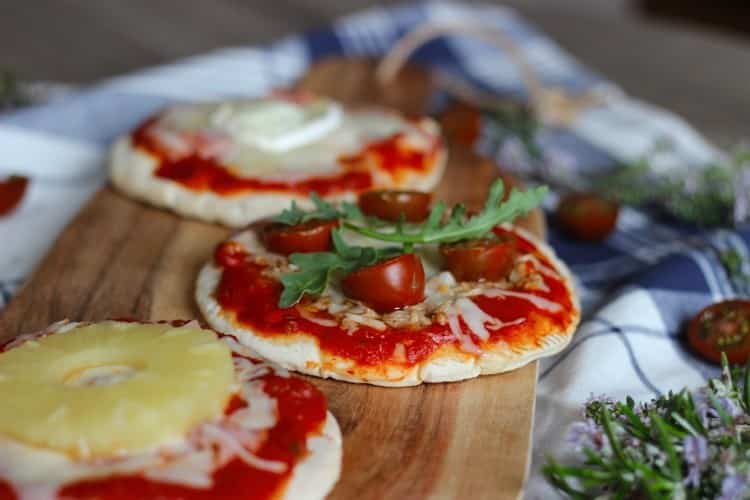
[687,299,750,364]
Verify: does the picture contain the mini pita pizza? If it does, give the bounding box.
[196,181,580,387]
[0,320,341,500]
[109,92,446,226]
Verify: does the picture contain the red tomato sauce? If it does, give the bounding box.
[0,352,327,500]
[52,375,326,500]
[338,132,439,177]
[132,117,436,196]
[213,228,576,368]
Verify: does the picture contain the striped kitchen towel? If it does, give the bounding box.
[0,2,741,497]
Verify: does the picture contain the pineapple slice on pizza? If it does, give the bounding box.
[0,320,341,500]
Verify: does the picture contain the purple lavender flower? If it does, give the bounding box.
[718,396,744,420]
[567,418,608,452]
[682,436,709,487]
[718,473,749,500]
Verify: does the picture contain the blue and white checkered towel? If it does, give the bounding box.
[0,2,744,497]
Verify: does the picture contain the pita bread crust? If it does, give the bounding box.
[109,129,446,228]
[196,226,580,387]
[282,412,342,500]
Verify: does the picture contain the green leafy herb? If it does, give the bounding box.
[273,193,365,226]
[595,144,749,227]
[343,179,547,246]
[484,104,543,162]
[545,354,750,499]
[0,70,29,110]
[274,193,342,225]
[719,249,750,287]
[275,179,546,306]
[278,229,401,307]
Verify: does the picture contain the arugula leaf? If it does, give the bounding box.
[275,179,546,306]
[343,179,547,245]
[278,229,402,307]
[274,193,341,225]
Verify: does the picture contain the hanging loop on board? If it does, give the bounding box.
[376,21,615,127]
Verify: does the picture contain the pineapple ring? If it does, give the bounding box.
[0,321,234,458]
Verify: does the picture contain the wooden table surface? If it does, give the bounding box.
[2,0,749,141]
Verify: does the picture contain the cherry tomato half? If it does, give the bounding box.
[261,219,339,255]
[358,190,432,222]
[440,236,518,282]
[556,192,619,242]
[214,241,249,268]
[342,253,425,312]
[439,102,481,147]
[687,300,750,365]
[0,175,29,216]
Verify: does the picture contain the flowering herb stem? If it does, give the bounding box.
[545,356,750,499]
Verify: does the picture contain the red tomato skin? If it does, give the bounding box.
[261,219,339,255]
[214,241,249,268]
[342,254,425,312]
[440,237,518,282]
[556,192,619,242]
[439,102,481,147]
[687,300,750,365]
[358,190,432,222]
[0,176,29,216]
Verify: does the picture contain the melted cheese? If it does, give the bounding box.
[230,230,566,357]
[480,289,563,312]
[210,98,342,153]
[147,99,437,181]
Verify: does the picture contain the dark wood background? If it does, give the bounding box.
[1,0,749,141]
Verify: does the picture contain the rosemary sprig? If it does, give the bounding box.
[545,354,750,499]
[484,104,543,161]
[0,70,29,110]
[596,145,748,227]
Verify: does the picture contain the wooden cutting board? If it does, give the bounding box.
[0,58,545,499]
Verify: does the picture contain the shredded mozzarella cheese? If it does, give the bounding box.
[480,289,563,312]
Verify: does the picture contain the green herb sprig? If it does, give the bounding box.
[0,70,28,110]
[595,144,750,227]
[278,230,401,307]
[485,104,543,162]
[275,179,546,307]
[274,193,362,226]
[344,179,547,248]
[545,354,750,499]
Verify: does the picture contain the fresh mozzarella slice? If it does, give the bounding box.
[210,98,342,153]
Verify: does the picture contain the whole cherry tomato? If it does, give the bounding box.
[214,241,249,268]
[556,192,619,242]
[0,175,29,216]
[358,190,432,222]
[438,102,481,147]
[687,300,750,364]
[342,253,425,312]
[440,236,518,282]
[261,219,339,255]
